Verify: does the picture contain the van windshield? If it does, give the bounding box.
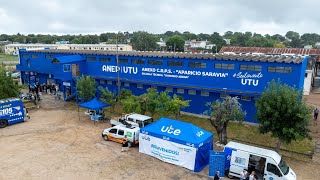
[143,118,153,127]
[278,158,289,175]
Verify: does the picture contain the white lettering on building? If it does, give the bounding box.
[233,72,263,87]
[102,65,138,74]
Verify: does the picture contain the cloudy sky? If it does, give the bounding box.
[0,0,318,35]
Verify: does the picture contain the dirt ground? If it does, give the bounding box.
[0,94,319,180]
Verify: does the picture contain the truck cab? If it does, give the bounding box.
[110,113,153,128]
[224,141,296,180]
[0,98,26,128]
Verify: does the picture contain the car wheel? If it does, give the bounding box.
[0,119,8,128]
[102,134,109,141]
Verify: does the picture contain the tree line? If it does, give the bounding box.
[1,31,320,52]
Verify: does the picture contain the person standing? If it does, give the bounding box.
[121,135,129,152]
[214,171,222,180]
[249,171,257,180]
[314,107,319,124]
[240,169,248,180]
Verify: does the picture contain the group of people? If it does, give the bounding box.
[240,169,258,180]
[29,83,59,95]
[213,169,258,180]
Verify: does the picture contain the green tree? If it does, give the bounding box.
[0,67,19,99]
[210,32,226,52]
[166,35,185,52]
[205,96,246,144]
[121,95,142,114]
[255,79,311,152]
[99,86,117,112]
[131,31,159,51]
[169,95,190,119]
[139,88,159,116]
[118,89,133,101]
[76,75,97,102]
[182,31,197,40]
[156,91,172,116]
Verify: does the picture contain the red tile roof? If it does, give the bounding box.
[219,46,320,56]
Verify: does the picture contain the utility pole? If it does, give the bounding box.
[116,32,120,95]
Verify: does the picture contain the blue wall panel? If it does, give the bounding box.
[17,50,308,123]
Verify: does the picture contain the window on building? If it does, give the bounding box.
[27,59,30,68]
[63,64,71,72]
[177,89,184,94]
[201,91,209,97]
[215,63,234,70]
[166,87,173,92]
[148,60,163,66]
[137,84,143,89]
[168,61,184,67]
[220,93,229,98]
[188,90,196,95]
[240,65,262,71]
[189,62,206,68]
[45,55,54,59]
[124,82,130,87]
[52,59,60,64]
[107,81,112,85]
[100,80,105,84]
[132,59,145,64]
[120,48,123,50]
[118,58,128,64]
[268,66,292,73]
[22,54,29,58]
[241,96,251,101]
[31,54,38,58]
[116,81,121,86]
[86,57,96,62]
[305,73,308,78]
[100,57,111,63]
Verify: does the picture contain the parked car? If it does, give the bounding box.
[102,124,140,147]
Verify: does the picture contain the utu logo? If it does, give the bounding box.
[161,125,181,136]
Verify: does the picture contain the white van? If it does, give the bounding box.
[110,113,153,128]
[102,124,140,147]
[224,141,296,180]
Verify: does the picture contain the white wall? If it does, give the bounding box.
[303,70,312,95]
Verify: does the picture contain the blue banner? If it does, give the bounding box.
[209,151,226,178]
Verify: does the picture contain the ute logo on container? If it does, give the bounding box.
[161,125,181,136]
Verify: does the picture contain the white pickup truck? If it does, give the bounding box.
[110,113,153,128]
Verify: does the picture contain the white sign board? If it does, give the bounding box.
[63,82,71,86]
[139,134,197,171]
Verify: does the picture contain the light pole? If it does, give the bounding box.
[116,32,120,95]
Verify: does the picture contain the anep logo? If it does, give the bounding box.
[161,125,181,136]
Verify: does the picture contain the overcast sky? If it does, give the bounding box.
[0,0,319,35]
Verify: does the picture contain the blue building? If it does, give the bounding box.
[16,49,308,123]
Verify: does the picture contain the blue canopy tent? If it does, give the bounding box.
[139,117,213,172]
[79,98,110,110]
[78,98,110,122]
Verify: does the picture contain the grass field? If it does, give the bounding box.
[64,101,314,156]
[0,52,19,61]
